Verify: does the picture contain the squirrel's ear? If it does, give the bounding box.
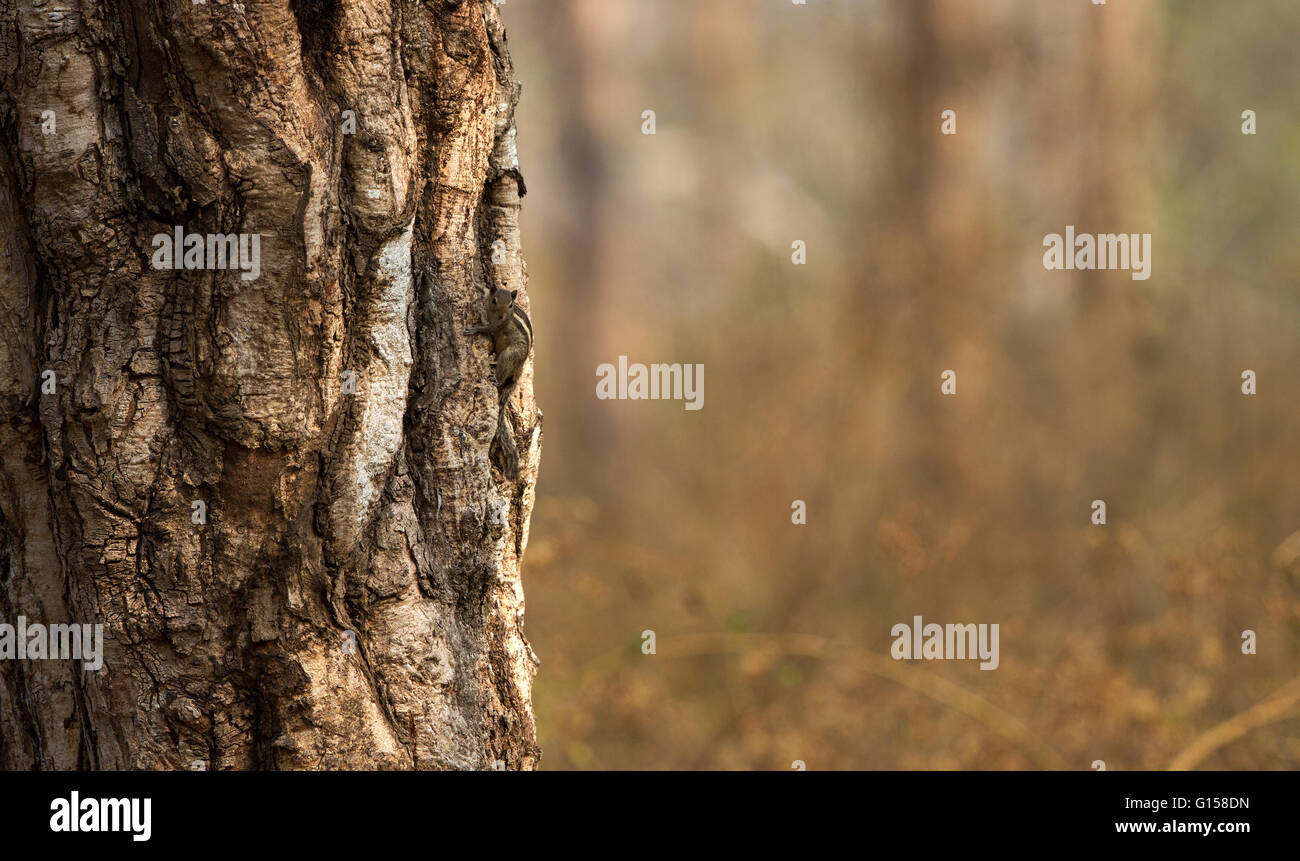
[510,289,518,300]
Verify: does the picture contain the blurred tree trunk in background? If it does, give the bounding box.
[0,0,539,769]
[852,0,1159,485]
[542,0,611,474]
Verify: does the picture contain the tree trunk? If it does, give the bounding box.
[0,0,540,769]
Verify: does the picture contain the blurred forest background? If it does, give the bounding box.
[503,0,1300,769]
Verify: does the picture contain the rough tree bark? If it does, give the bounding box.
[0,0,540,769]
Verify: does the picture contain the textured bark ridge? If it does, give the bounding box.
[0,0,540,769]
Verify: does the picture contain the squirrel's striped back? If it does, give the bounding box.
[511,304,533,349]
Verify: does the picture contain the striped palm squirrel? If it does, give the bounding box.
[465,287,532,478]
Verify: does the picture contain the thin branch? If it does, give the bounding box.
[1167,674,1300,771]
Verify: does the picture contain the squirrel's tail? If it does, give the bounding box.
[492,407,520,479]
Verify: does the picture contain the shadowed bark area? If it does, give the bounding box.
[0,0,540,769]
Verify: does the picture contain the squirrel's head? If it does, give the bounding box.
[489,288,517,313]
